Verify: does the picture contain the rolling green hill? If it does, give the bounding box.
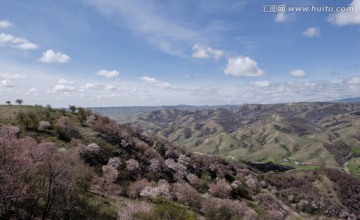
[118,103,360,176]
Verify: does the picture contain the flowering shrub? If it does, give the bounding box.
[92,158,121,197]
[86,143,100,151]
[86,115,96,127]
[126,159,140,172]
[140,180,171,199]
[208,180,232,199]
[245,175,259,191]
[0,132,33,215]
[172,183,202,208]
[117,201,152,220]
[121,139,131,148]
[165,150,178,159]
[186,174,203,188]
[201,197,257,220]
[86,114,120,137]
[166,159,186,171]
[255,193,287,218]
[54,116,78,140]
[128,178,153,199]
[38,120,51,131]
[145,148,161,159]
[164,159,187,181]
[177,154,191,165]
[0,124,19,139]
[108,157,121,169]
[149,159,162,173]
[0,127,92,219]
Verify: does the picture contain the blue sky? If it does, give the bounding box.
[0,0,360,107]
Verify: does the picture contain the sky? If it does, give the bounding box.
[0,0,360,107]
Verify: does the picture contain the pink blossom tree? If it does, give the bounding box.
[38,120,51,131]
[128,178,153,199]
[54,116,78,140]
[126,159,140,172]
[208,180,232,199]
[91,157,122,197]
[172,183,202,208]
[140,180,171,199]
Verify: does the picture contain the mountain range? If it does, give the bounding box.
[117,102,360,178]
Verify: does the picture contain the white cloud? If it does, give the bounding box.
[58,79,74,85]
[328,0,360,25]
[345,76,360,85]
[83,82,105,90]
[25,88,39,96]
[39,50,70,63]
[250,80,270,87]
[53,84,76,92]
[50,78,77,93]
[231,80,359,104]
[96,69,119,78]
[15,42,37,50]
[0,80,13,88]
[26,88,38,92]
[302,27,321,38]
[224,56,264,77]
[140,76,174,89]
[0,33,13,44]
[105,85,118,90]
[0,73,27,80]
[275,12,289,22]
[0,20,13,28]
[190,87,219,97]
[192,44,224,60]
[0,33,37,50]
[96,94,121,99]
[86,0,201,56]
[289,69,306,77]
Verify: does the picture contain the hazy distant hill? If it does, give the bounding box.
[90,105,240,118]
[117,102,360,176]
[334,97,360,103]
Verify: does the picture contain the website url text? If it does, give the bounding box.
[262,5,354,13]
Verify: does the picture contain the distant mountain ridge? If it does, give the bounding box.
[90,96,360,118]
[334,97,360,103]
[90,105,240,118]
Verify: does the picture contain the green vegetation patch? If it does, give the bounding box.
[352,147,360,154]
[347,158,360,178]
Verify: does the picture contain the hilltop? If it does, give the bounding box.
[1,104,360,219]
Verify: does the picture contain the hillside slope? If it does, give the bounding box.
[119,103,360,175]
[1,105,360,219]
